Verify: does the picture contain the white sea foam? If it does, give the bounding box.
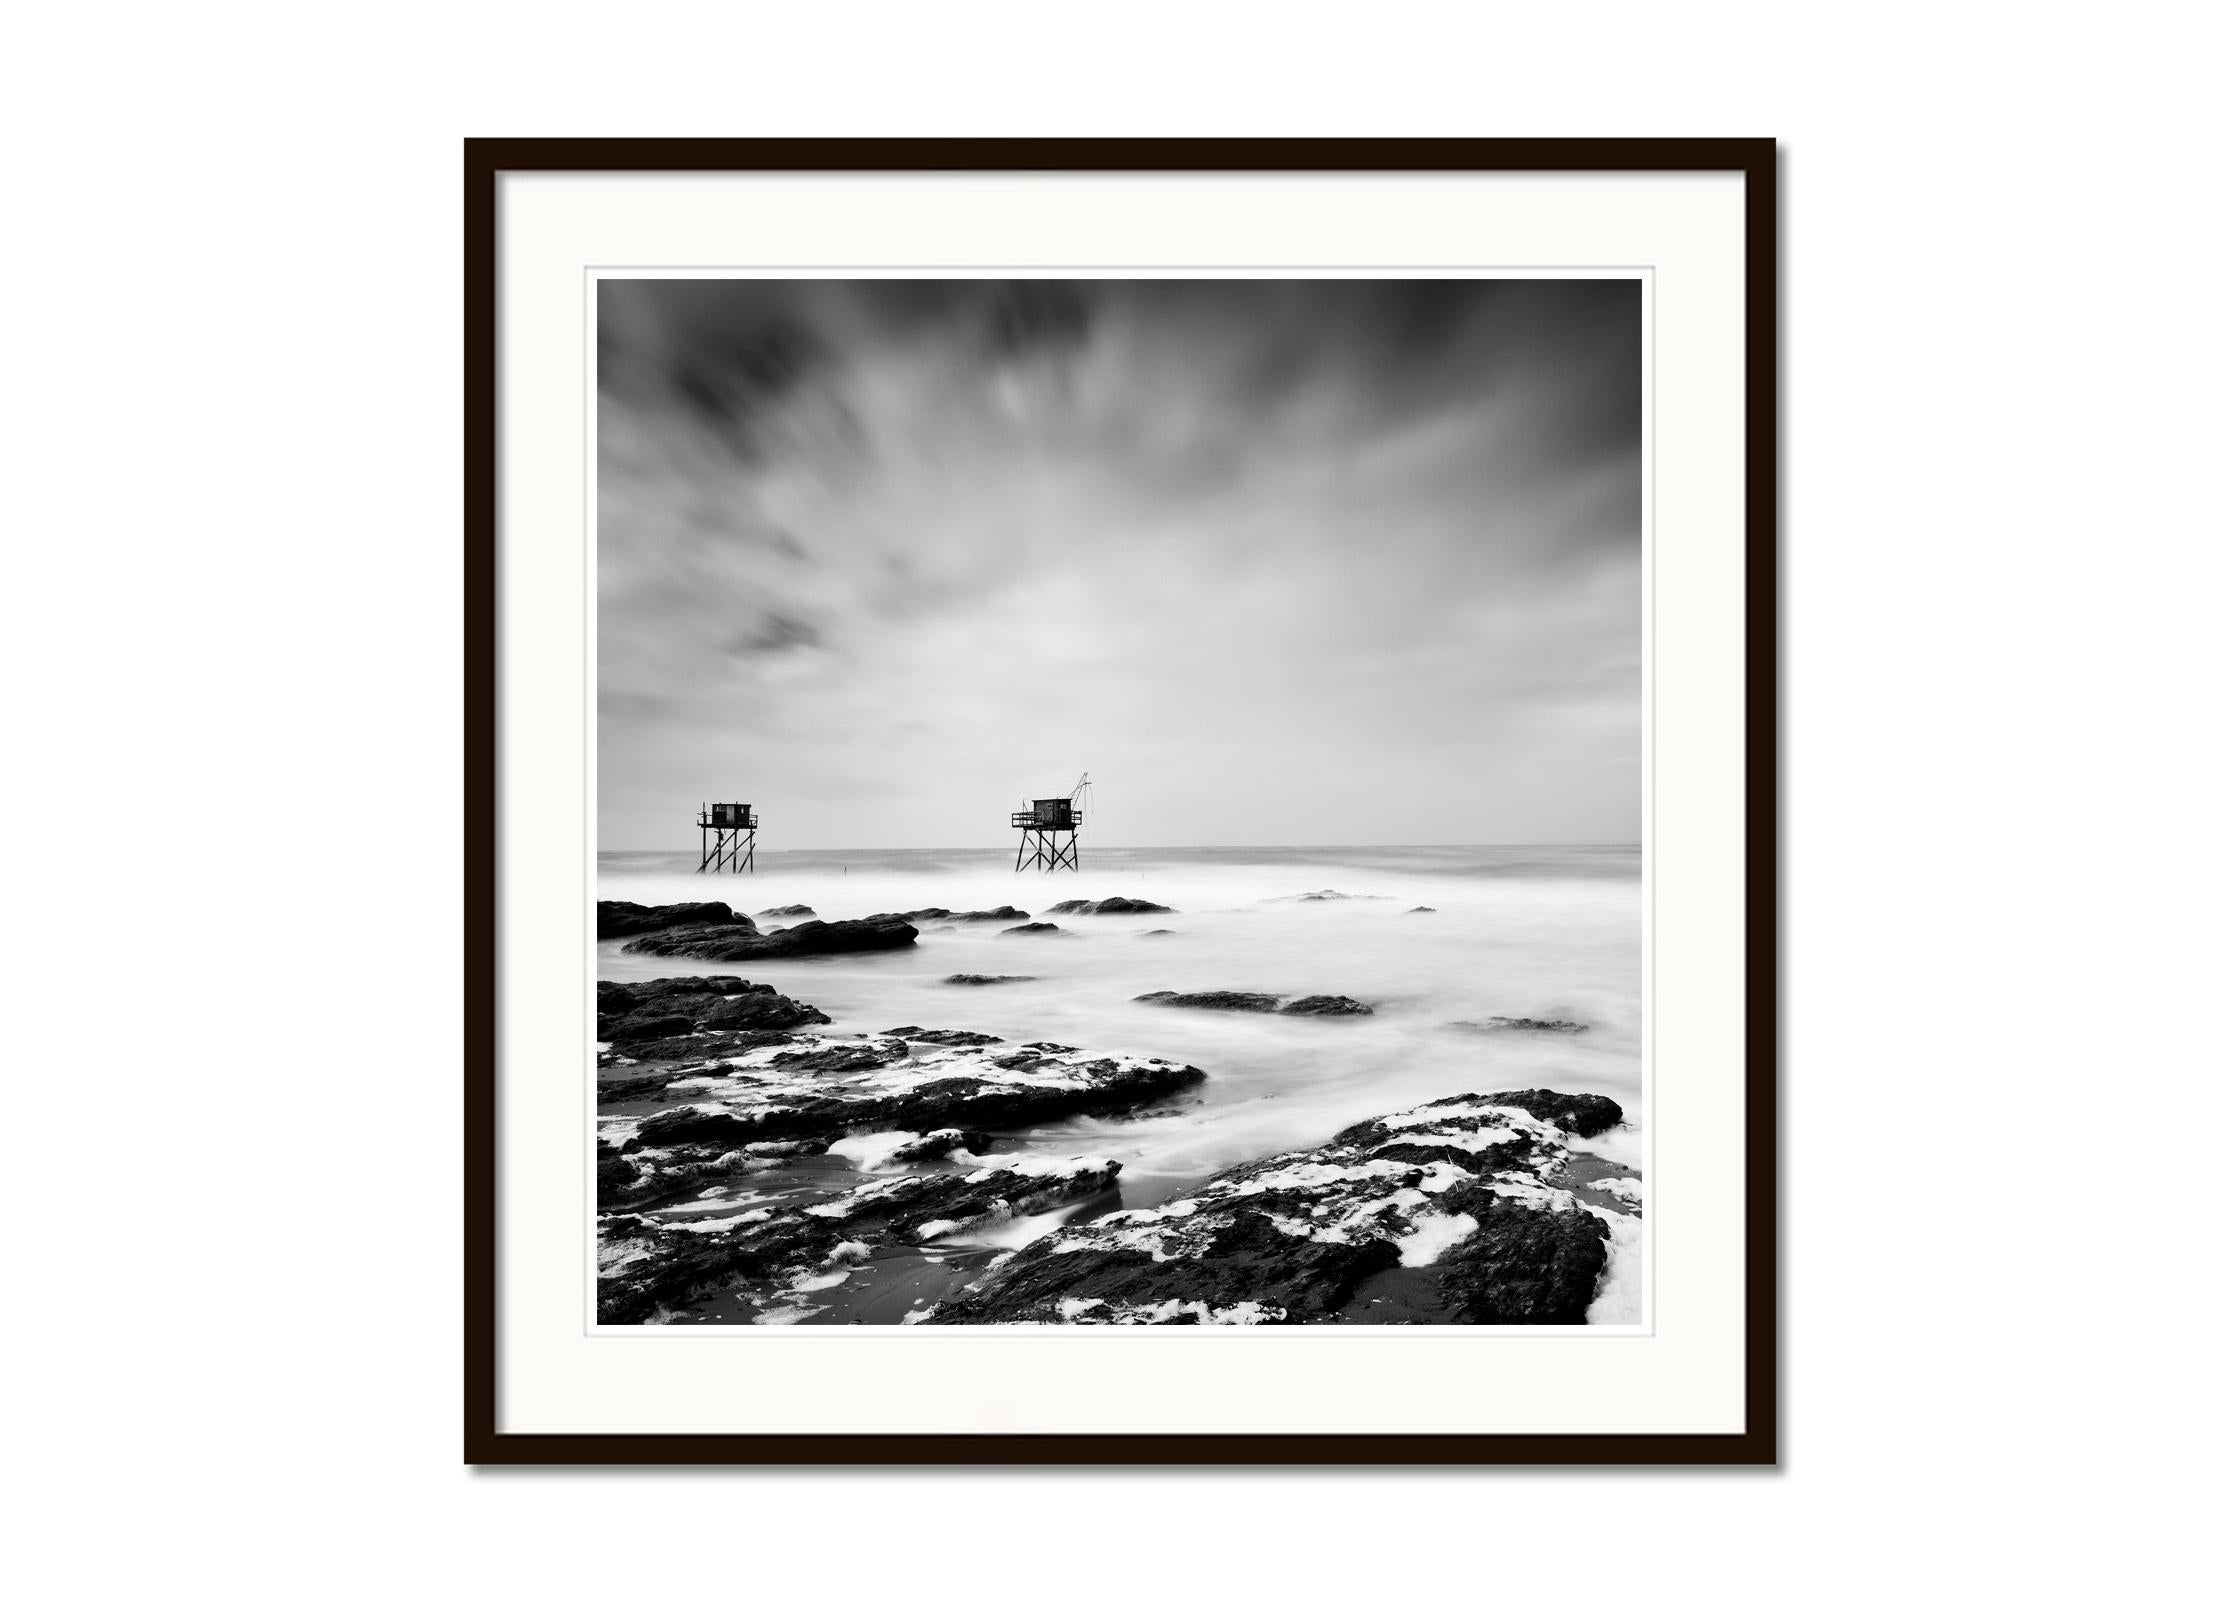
[936,1197,1100,1253]
[1395,1209,1480,1268]
[1586,1210,1645,1325]
[825,1130,920,1170]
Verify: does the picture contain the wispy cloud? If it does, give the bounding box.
[599,279,1640,849]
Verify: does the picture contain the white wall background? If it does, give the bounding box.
[3,4,2230,1596]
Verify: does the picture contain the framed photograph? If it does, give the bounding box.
[468,139,1775,1464]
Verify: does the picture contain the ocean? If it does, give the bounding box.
[596,843,1643,1323]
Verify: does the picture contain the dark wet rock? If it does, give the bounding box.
[700,991,831,1030]
[595,1150,641,1206]
[929,1090,1629,1326]
[597,1067,695,1106]
[1046,896,1175,915]
[1432,1207,1612,1322]
[598,901,755,940]
[1133,990,1281,1012]
[612,974,765,1003]
[621,915,919,961]
[1277,994,1375,1017]
[595,977,831,1044]
[603,1011,698,1045]
[882,1026,1006,1047]
[768,1037,911,1072]
[1137,928,1177,937]
[1470,1088,1624,1137]
[942,973,1038,985]
[1000,921,1068,936]
[596,981,640,1016]
[605,1034,1206,1149]
[1137,990,1372,1018]
[600,1030,799,1071]
[597,1139,817,1210]
[1451,1016,1591,1035]
[878,905,1025,923]
[1406,906,1437,914]
[599,1156,1122,1323]
[758,904,816,917]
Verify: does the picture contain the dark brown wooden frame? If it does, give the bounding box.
[466,138,1778,1466]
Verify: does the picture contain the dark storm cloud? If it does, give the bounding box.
[985,280,1094,359]
[598,278,1642,848]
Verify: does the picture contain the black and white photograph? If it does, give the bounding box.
[20,2,2240,1582]
[593,276,1647,1328]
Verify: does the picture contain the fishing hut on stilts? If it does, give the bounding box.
[1012,773,1091,872]
[697,802,757,874]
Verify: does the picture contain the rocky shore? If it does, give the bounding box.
[928,1090,1628,1325]
[592,898,1637,1327]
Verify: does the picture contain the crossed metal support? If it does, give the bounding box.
[698,826,756,873]
[1013,828,1079,872]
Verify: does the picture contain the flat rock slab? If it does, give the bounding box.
[596,1137,820,1211]
[1046,896,1176,915]
[599,1031,800,1076]
[596,976,831,1045]
[1134,990,1375,1017]
[1451,1016,1591,1035]
[927,1089,1629,1326]
[1134,989,1280,1012]
[599,1156,1123,1324]
[767,1038,911,1072]
[621,915,920,961]
[1277,994,1375,1017]
[599,974,765,1014]
[597,900,754,940]
[882,1026,1007,1046]
[942,974,1038,985]
[600,1033,1207,1151]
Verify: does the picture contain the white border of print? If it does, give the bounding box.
[580,264,1656,1345]
[501,172,1745,1437]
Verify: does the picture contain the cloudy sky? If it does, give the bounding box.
[598,278,1640,850]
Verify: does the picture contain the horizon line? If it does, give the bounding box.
[594,840,1643,854]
